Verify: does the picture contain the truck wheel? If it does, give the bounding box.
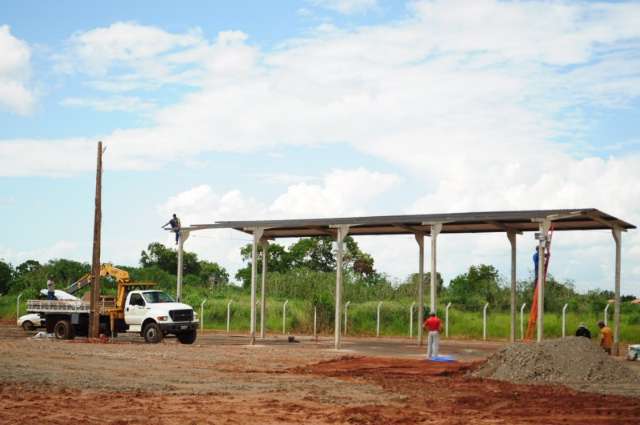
[176,329,197,344]
[54,320,75,340]
[143,322,163,344]
[22,321,34,331]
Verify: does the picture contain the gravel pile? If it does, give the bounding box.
[473,337,640,388]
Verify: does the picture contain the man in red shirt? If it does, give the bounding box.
[424,312,442,359]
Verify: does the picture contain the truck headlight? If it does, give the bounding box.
[157,316,168,321]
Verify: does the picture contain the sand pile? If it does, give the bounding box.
[473,337,640,389]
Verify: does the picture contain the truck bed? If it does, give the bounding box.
[27,298,116,314]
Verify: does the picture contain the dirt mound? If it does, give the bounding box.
[473,337,640,391]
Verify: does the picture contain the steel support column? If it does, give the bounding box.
[536,220,551,342]
[260,239,268,339]
[612,225,622,356]
[249,227,264,345]
[333,225,350,350]
[176,230,190,302]
[430,223,443,314]
[415,232,425,346]
[507,231,517,343]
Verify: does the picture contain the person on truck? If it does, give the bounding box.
[46,276,55,300]
[598,320,613,355]
[423,312,442,360]
[162,213,181,245]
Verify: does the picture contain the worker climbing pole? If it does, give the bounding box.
[525,224,554,340]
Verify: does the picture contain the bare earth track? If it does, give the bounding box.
[1,324,639,424]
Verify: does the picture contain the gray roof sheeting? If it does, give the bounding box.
[187,208,635,238]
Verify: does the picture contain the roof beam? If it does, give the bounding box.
[485,220,523,234]
[583,212,626,231]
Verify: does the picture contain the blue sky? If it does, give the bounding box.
[1,0,639,295]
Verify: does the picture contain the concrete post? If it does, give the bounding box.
[483,303,489,341]
[376,302,383,337]
[333,225,349,350]
[200,299,207,331]
[520,303,527,340]
[445,302,452,338]
[282,300,289,335]
[226,300,233,333]
[612,226,622,356]
[604,303,610,326]
[414,233,425,346]
[313,305,317,342]
[176,230,190,302]
[409,302,416,338]
[249,228,264,345]
[430,223,442,315]
[561,303,568,338]
[260,240,268,339]
[344,301,351,335]
[16,293,23,323]
[507,231,517,343]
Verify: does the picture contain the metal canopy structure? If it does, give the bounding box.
[177,208,634,355]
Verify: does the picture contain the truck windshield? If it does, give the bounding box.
[142,291,174,303]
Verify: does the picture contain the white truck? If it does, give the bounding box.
[27,265,199,344]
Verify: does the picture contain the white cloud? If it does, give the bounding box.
[0,25,35,115]
[60,96,155,112]
[0,240,80,266]
[310,0,378,15]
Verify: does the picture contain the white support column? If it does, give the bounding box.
[483,303,489,341]
[313,305,318,341]
[260,240,268,339]
[520,303,527,340]
[429,223,442,314]
[445,302,452,338]
[604,303,610,326]
[249,227,264,345]
[333,224,350,350]
[507,231,517,343]
[176,230,190,302]
[409,302,416,338]
[344,301,351,335]
[536,219,551,342]
[612,226,622,356]
[561,303,568,338]
[16,293,23,323]
[376,302,383,337]
[415,232,425,346]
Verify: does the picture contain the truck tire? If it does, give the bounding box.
[143,322,163,344]
[54,320,75,340]
[21,321,34,331]
[177,329,197,344]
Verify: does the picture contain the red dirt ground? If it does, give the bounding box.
[2,357,639,424]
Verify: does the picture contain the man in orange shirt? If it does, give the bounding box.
[424,312,442,359]
[598,320,613,355]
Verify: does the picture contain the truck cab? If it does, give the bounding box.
[124,290,199,344]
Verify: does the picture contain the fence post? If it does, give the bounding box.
[445,302,452,338]
[604,303,610,326]
[376,302,383,337]
[16,293,23,324]
[561,303,568,338]
[344,301,351,336]
[483,303,489,341]
[282,300,289,335]
[313,304,317,341]
[409,302,416,338]
[520,303,527,340]
[200,299,207,331]
[226,300,233,333]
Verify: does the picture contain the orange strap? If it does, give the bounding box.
[525,225,554,340]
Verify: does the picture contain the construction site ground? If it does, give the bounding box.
[1,323,639,424]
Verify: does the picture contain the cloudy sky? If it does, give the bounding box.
[1,0,639,295]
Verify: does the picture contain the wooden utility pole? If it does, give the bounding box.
[89,141,103,338]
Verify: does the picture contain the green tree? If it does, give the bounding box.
[0,260,12,294]
[199,260,230,287]
[447,264,507,309]
[15,260,41,277]
[140,242,200,275]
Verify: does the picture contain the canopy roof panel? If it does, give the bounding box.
[188,208,635,239]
